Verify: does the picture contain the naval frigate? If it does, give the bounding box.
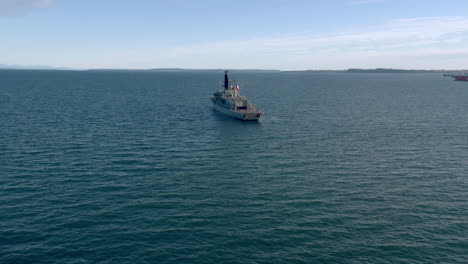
[210,71,264,121]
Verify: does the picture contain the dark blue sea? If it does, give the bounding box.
[1,70,467,263]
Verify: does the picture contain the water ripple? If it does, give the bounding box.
[1,71,467,263]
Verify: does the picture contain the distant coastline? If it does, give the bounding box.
[283,68,468,73]
[1,65,466,73]
[87,68,281,73]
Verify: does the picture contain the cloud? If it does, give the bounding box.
[0,0,56,16]
[351,0,395,5]
[137,16,468,70]
[58,16,468,70]
[351,0,394,5]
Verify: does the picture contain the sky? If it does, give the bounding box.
[1,0,468,70]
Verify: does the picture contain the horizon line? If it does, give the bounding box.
[1,66,467,72]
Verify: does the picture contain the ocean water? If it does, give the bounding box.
[1,70,467,264]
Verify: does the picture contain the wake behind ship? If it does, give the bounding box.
[210,71,264,121]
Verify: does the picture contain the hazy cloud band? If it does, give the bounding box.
[0,0,56,16]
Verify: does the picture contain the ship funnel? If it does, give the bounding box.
[224,71,229,89]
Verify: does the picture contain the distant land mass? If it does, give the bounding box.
[346,68,467,73]
[284,68,467,73]
[88,68,281,73]
[84,68,466,73]
[0,65,466,73]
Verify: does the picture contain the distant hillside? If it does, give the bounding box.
[345,68,465,73]
[2,66,465,73]
[88,68,281,73]
[283,68,467,73]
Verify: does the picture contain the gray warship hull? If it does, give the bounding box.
[211,97,262,121]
